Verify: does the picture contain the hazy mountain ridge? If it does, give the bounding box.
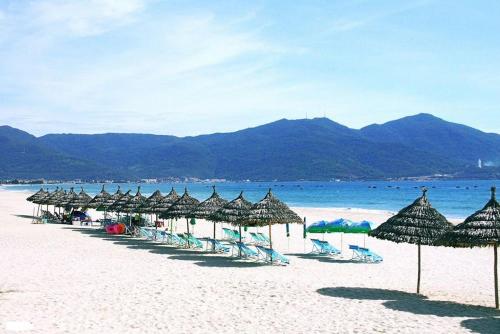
[1,114,499,180]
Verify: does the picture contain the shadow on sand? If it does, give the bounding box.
[317,287,499,333]
[461,317,500,334]
[65,227,267,268]
[13,214,38,220]
[286,252,360,264]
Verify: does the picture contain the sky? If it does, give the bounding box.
[0,0,499,136]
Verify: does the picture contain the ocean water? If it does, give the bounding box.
[3,179,499,219]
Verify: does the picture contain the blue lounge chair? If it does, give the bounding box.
[310,239,341,256]
[255,246,289,265]
[359,247,383,263]
[233,242,259,258]
[139,227,155,240]
[349,245,383,263]
[203,238,231,253]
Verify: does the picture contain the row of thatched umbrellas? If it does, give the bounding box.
[370,187,500,309]
[26,185,499,308]
[26,185,303,250]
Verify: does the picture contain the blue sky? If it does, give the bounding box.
[0,0,499,136]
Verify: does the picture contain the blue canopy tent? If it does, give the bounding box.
[306,218,375,251]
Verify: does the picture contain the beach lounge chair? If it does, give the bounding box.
[164,232,186,246]
[139,227,155,240]
[310,239,341,256]
[233,242,259,258]
[258,233,271,245]
[349,245,383,263]
[255,245,289,265]
[180,233,204,249]
[222,228,238,241]
[359,247,383,263]
[232,229,245,241]
[203,238,231,253]
[249,232,270,246]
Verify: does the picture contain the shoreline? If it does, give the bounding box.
[1,188,468,221]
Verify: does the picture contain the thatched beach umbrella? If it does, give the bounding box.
[107,190,132,213]
[191,186,228,241]
[57,187,78,208]
[31,188,50,205]
[369,188,452,294]
[97,186,124,212]
[246,189,303,251]
[160,188,200,247]
[50,188,68,207]
[120,187,146,213]
[26,187,46,203]
[210,191,252,255]
[42,187,63,209]
[67,187,92,209]
[138,190,163,214]
[86,185,111,209]
[151,187,180,214]
[437,187,500,308]
[47,188,68,216]
[27,187,48,219]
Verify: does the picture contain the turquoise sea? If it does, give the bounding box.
[3,179,499,219]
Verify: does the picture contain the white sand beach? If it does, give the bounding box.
[1,190,499,333]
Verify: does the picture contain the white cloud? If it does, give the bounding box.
[29,0,147,36]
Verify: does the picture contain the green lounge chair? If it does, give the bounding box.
[222,228,238,241]
[233,242,259,258]
[255,245,289,265]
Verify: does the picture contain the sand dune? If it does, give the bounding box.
[0,190,499,333]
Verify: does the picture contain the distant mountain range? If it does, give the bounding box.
[1,113,499,181]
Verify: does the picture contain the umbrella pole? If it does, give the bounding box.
[494,243,498,309]
[269,223,272,250]
[239,224,242,257]
[213,222,216,252]
[417,243,421,294]
[186,218,190,248]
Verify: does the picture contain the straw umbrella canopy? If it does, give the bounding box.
[120,187,146,214]
[437,187,500,308]
[26,187,46,202]
[27,187,49,219]
[67,187,92,209]
[210,191,252,253]
[191,186,228,240]
[246,189,303,250]
[47,188,68,216]
[38,187,64,215]
[97,186,124,212]
[107,190,132,213]
[57,187,78,208]
[369,188,452,294]
[86,185,111,209]
[151,187,180,214]
[31,188,50,205]
[160,188,200,247]
[137,190,163,214]
[43,187,64,207]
